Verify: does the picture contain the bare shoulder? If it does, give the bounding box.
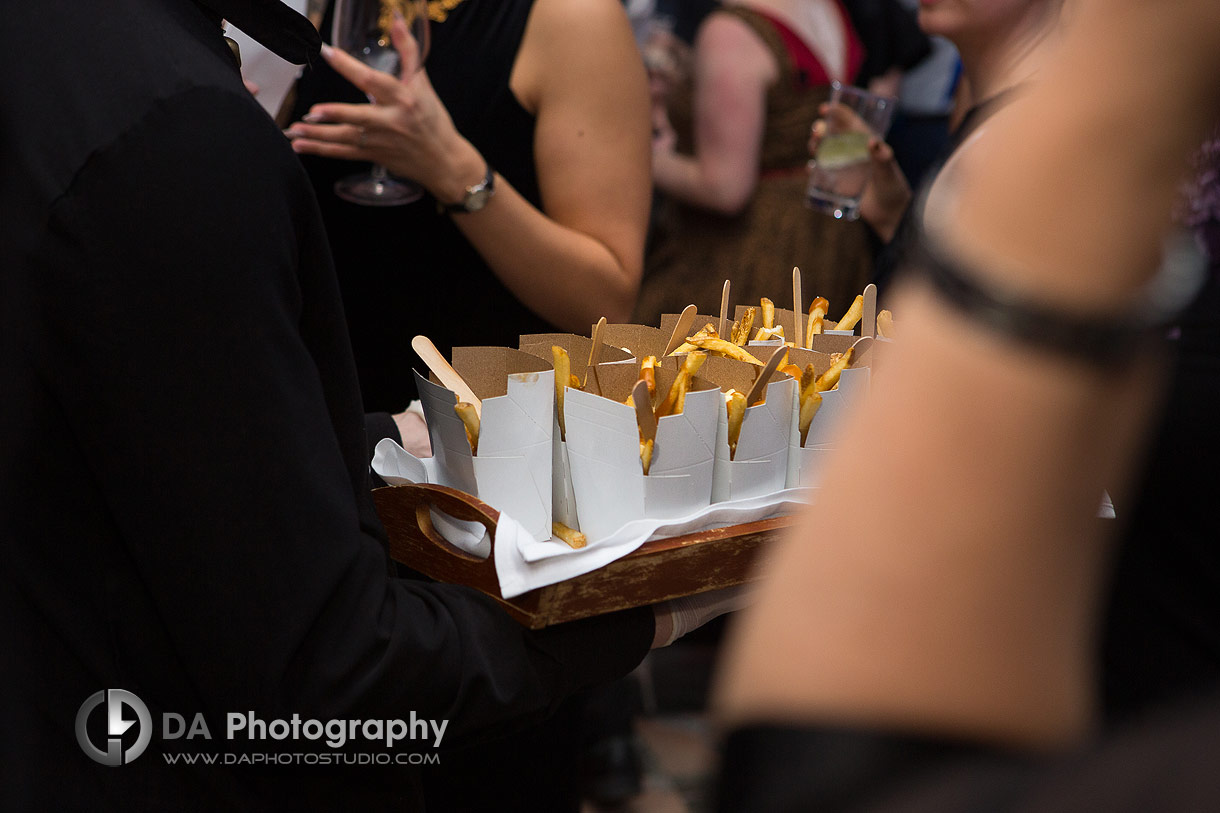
[525,0,633,41]
[512,0,641,111]
[693,8,776,82]
[697,8,765,48]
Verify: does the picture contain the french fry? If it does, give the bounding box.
[552,522,587,549]
[796,363,822,447]
[654,378,682,419]
[805,296,829,347]
[454,401,480,455]
[799,363,817,398]
[805,312,825,344]
[669,323,718,355]
[814,347,855,392]
[655,351,706,418]
[798,389,823,447]
[686,336,764,366]
[552,345,571,440]
[731,307,756,346]
[629,378,658,477]
[753,325,785,342]
[640,356,658,399]
[876,309,896,338]
[835,294,864,332]
[569,373,582,388]
[678,349,707,412]
[779,363,802,380]
[725,389,747,460]
[760,297,775,330]
[626,356,659,408]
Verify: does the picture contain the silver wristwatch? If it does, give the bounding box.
[443,163,495,214]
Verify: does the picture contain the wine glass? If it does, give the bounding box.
[331,0,430,206]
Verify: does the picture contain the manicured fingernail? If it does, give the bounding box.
[302,112,324,122]
[321,44,335,59]
[392,9,405,21]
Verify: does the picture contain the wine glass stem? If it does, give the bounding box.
[370,163,390,194]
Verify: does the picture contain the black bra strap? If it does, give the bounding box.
[912,227,1206,368]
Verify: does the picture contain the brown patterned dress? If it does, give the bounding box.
[634,3,877,324]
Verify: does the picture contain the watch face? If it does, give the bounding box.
[466,187,492,212]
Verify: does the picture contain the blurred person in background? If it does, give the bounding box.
[635,0,878,324]
[714,1,1220,809]
[884,0,962,189]
[812,0,1063,284]
[814,0,1220,728]
[840,0,933,97]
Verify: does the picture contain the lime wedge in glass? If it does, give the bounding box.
[815,132,870,170]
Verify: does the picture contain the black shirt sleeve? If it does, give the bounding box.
[365,411,401,452]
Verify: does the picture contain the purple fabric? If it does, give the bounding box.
[1176,133,1220,232]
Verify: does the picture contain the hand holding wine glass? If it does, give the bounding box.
[289,0,432,206]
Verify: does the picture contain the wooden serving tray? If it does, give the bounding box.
[372,483,796,629]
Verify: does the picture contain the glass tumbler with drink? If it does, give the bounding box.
[806,82,896,221]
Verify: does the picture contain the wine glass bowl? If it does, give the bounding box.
[331,0,430,206]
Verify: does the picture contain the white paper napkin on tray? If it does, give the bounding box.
[372,439,491,558]
[494,489,809,598]
[375,437,810,599]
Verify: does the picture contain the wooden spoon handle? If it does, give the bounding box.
[792,266,805,348]
[664,304,698,356]
[718,279,731,340]
[745,344,788,407]
[862,283,878,338]
[411,335,483,417]
[585,316,607,388]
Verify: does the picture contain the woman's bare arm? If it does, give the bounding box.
[650,12,775,216]
[289,0,651,330]
[452,0,652,328]
[716,0,1220,749]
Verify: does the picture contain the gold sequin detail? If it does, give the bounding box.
[376,0,466,39]
[427,0,467,23]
